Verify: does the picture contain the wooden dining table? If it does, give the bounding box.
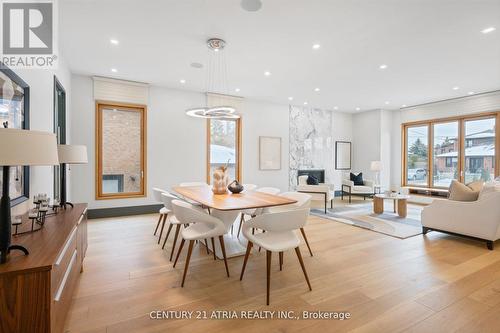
[172,185,297,258]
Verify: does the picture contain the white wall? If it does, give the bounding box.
[11,59,72,215]
[70,74,354,209]
[70,75,295,209]
[390,91,500,189]
[332,111,353,188]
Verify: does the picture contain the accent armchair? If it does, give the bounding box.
[421,191,500,250]
[341,174,375,203]
[296,175,334,213]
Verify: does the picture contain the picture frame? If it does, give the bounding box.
[0,62,30,206]
[335,141,351,170]
[259,136,281,170]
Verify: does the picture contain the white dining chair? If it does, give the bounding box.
[160,192,189,261]
[267,192,314,257]
[237,187,281,237]
[152,187,169,243]
[172,200,230,287]
[240,208,312,305]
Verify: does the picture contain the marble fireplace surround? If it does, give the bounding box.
[289,105,334,188]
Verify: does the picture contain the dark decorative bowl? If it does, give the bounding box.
[228,180,244,194]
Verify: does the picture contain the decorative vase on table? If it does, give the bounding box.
[212,165,229,195]
[228,180,244,194]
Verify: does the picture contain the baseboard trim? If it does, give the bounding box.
[87,204,162,219]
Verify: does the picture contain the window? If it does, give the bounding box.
[207,118,241,184]
[403,112,499,189]
[96,102,146,199]
[464,118,496,183]
[405,125,429,186]
[433,121,459,187]
[53,76,66,201]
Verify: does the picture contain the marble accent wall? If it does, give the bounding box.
[289,105,334,188]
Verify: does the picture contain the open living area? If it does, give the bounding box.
[0,1,500,332]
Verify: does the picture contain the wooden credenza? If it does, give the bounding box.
[0,203,88,333]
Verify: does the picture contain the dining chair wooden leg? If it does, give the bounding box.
[279,252,283,271]
[157,214,167,244]
[266,250,272,305]
[240,241,253,280]
[237,214,244,237]
[219,236,230,277]
[294,247,312,291]
[211,237,216,260]
[161,223,173,249]
[173,238,185,268]
[181,240,195,287]
[169,224,181,261]
[300,227,313,257]
[153,214,162,235]
[204,239,210,255]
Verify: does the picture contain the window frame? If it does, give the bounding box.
[402,111,500,189]
[206,118,242,184]
[95,101,147,200]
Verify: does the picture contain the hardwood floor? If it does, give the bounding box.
[65,198,500,333]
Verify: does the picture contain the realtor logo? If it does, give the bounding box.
[1,1,57,68]
[3,2,53,54]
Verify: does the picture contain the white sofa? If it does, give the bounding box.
[422,190,500,250]
[296,175,334,213]
[341,174,375,203]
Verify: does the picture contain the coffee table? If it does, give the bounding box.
[373,193,410,218]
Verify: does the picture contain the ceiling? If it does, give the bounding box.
[60,0,500,113]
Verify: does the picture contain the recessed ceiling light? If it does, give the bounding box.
[481,27,496,34]
[452,86,460,90]
[355,107,361,111]
[314,88,320,92]
[264,71,271,76]
[379,64,388,70]
[401,104,407,108]
[111,68,117,73]
[288,97,294,101]
[304,101,308,105]
[312,44,321,50]
[468,91,475,95]
[110,39,119,45]
[235,88,240,92]
[180,79,186,84]
[384,101,390,105]
[333,106,338,110]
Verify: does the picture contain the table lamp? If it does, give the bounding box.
[0,128,59,264]
[370,161,382,186]
[57,145,88,209]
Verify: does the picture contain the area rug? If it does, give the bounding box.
[310,203,423,239]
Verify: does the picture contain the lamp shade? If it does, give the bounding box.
[0,128,59,166]
[58,145,88,164]
[370,161,382,172]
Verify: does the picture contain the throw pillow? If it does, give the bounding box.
[350,172,364,186]
[307,175,319,185]
[448,180,480,201]
[478,181,500,200]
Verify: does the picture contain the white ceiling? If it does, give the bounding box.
[60,0,500,113]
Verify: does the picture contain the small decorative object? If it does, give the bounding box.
[228,180,244,194]
[212,160,229,195]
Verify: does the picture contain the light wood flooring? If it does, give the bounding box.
[65,198,500,333]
